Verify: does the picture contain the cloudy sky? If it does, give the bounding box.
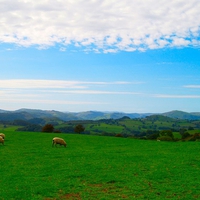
[0,0,200,113]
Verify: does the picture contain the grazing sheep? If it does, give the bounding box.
[52,137,67,147]
[0,133,5,139]
[0,136,4,145]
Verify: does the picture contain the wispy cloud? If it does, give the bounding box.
[0,97,105,105]
[184,85,200,88]
[0,80,85,89]
[44,90,142,95]
[0,0,199,52]
[0,79,138,89]
[153,94,200,98]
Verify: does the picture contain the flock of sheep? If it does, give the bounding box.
[0,133,67,147]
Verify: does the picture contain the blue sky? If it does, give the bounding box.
[0,0,200,113]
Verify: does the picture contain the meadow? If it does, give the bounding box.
[1,130,200,199]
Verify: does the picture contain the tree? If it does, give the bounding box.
[157,135,173,141]
[74,124,85,134]
[160,130,174,139]
[42,124,54,133]
[147,132,160,140]
[182,131,190,139]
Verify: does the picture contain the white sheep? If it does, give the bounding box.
[52,137,67,147]
[0,136,4,145]
[0,133,5,139]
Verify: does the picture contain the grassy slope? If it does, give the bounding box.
[1,131,200,199]
[82,118,199,136]
[85,123,124,134]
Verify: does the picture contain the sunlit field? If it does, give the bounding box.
[1,131,200,199]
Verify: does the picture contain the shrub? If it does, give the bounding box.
[42,124,54,133]
[189,133,200,141]
[157,136,173,141]
[115,133,123,137]
[181,132,190,139]
[74,124,85,134]
[147,132,160,140]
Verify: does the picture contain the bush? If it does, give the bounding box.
[181,132,190,139]
[189,133,200,141]
[42,124,54,133]
[115,133,123,137]
[74,124,85,134]
[157,136,173,141]
[147,132,160,140]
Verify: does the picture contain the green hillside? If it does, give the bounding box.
[2,114,200,141]
[163,110,200,120]
[1,109,200,123]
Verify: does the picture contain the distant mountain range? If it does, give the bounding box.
[0,109,200,121]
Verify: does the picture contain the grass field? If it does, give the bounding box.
[1,131,200,199]
[85,123,124,135]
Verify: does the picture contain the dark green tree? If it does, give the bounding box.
[160,130,174,139]
[74,124,85,134]
[42,124,54,133]
[181,131,190,139]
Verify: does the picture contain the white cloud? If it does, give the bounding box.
[153,94,200,98]
[0,0,199,52]
[0,97,105,105]
[184,85,200,88]
[46,90,142,95]
[0,79,86,89]
[0,79,139,89]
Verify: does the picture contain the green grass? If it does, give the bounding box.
[188,129,200,134]
[172,132,182,139]
[0,125,22,132]
[86,123,124,134]
[1,131,200,199]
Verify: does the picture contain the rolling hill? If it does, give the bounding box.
[0,108,200,122]
[162,110,200,120]
[0,109,151,121]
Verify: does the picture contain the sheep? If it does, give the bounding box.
[52,137,67,147]
[0,133,5,139]
[0,136,4,145]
